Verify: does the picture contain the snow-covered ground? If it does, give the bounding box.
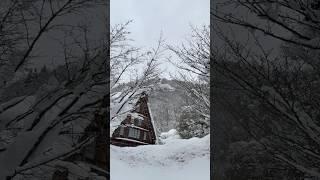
[110,129,210,180]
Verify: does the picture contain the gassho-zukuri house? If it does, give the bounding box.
[111,91,157,147]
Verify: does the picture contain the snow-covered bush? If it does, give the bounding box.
[159,129,181,142]
[176,106,209,139]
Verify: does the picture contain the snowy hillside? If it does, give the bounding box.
[110,130,210,180]
[112,78,191,132]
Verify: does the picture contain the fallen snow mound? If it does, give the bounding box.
[111,130,210,180]
[159,129,181,141]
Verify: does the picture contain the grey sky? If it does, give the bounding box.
[111,0,209,79]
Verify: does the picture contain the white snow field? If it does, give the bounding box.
[110,129,210,180]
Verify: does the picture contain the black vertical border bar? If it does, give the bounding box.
[106,0,111,179]
[210,0,214,179]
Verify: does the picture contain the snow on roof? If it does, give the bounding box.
[110,92,140,118]
[110,87,153,136]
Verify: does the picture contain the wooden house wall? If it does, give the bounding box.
[111,93,157,147]
[134,95,156,141]
[112,126,152,141]
[120,115,151,130]
[110,138,145,147]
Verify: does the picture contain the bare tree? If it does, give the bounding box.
[0,0,106,95]
[212,0,320,178]
[0,1,109,179]
[167,25,210,138]
[110,23,164,119]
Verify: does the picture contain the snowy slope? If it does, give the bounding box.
[110,130,210,180]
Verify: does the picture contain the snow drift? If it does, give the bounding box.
[110,129,210,180]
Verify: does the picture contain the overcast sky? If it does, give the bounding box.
[111,0,209,79]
